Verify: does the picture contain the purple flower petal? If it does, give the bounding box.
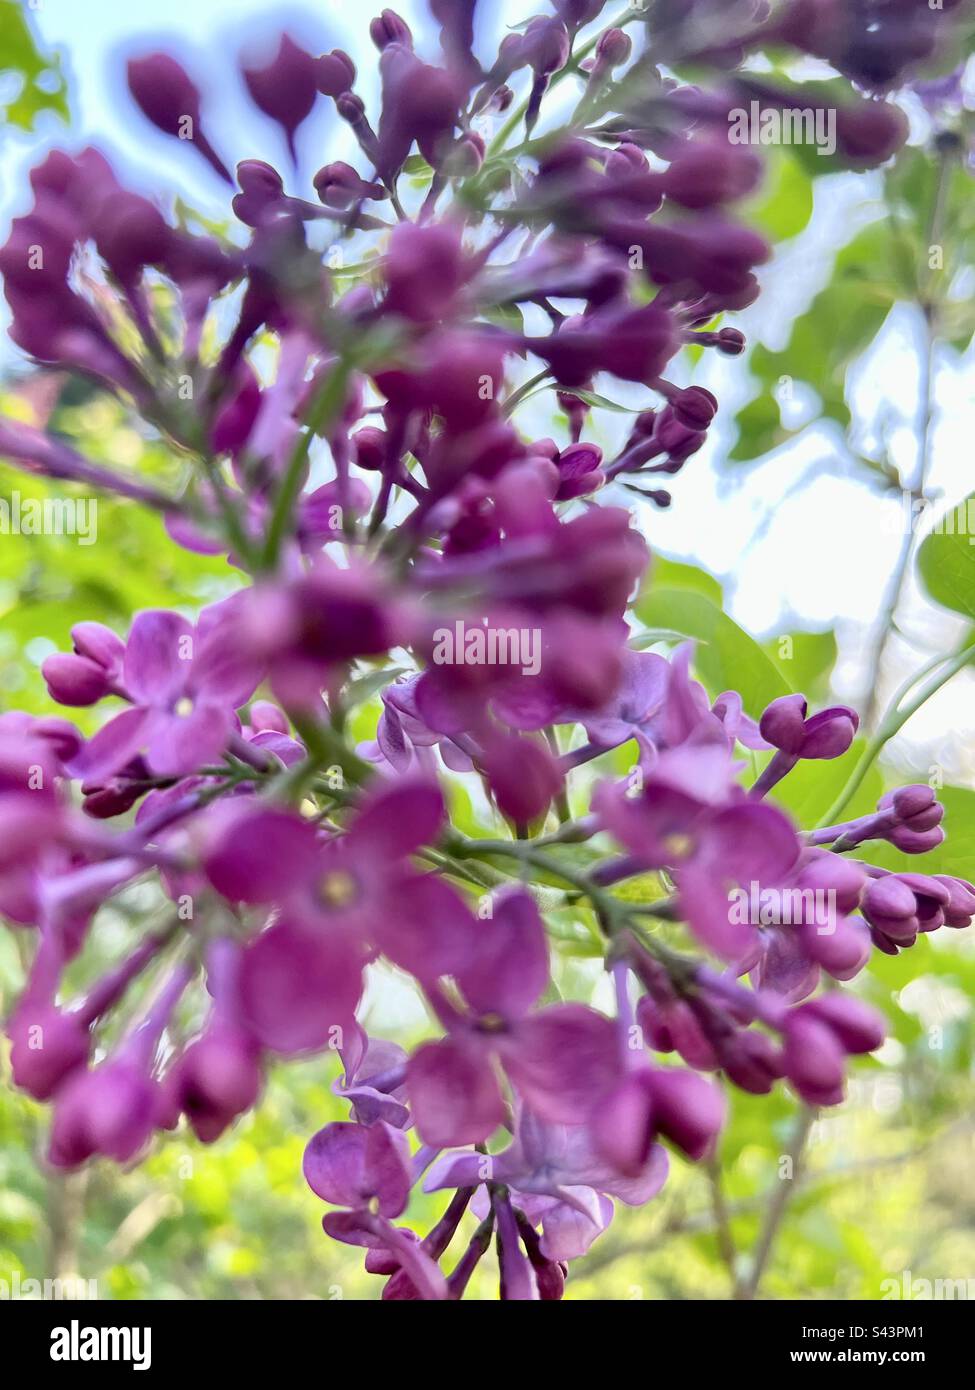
[502,1005,618,1125]
[407,1036,506,1148]
[122,610,194,705]
[456,887,549,1021]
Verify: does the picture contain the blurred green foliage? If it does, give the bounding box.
[0,0,68,134]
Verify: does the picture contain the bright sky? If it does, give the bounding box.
[5,0,975,778]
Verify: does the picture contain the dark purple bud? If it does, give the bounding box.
[8,1003,91,1101]
[662,142,763,208]
[482,735,563,824]
[653,407,706,460]
[648,1068,725,1160]
[383,220,466,323]
[313,161,386,209]
[241,35,320,162]
[352,426,389,472]
[721,1030,783,1095]
[90,192,170,286]
[781,1009,846,1106]
[316,49,357,97]
[760,694,858,760]
[937,875,975,929]
[127,52,201,136]
[211,363,262,454]
[802,994,885,1055]
[49,1061,163,1167]
[717,327,746,355]
[888,784,936,821]
[553,0,608,27]
[42,653,110,707]
[671,386,717,430]
[127,53,232,183]
[555,441,604,500]
[370,10,412,50]
[594,28,632,68]
[835,101,908,165]
[524,17,571,76]
[450,131,485,176]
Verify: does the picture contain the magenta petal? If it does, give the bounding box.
[122,610,194,704]
[456,887,549,1021]
[502,1005,619,1125]
[705,801,801,883]
[321,1209,388,1248]
[238,918,362,1055]
[205,807,321,903]
[375,872,478,980]
[407,1036,506,1148]
[350,778,445,858]
[146,704,232,777]
[422,1150,493,1192]
[677,862,755,960]
[190,633,263,706]
[66,706,151,783]
[303,1119,411,1216]
[537,1191,614,1262]
[646,1068,725,1160]
[378,1218,449,1301]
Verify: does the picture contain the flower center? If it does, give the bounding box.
[663,832,694,860]
[318,869,358,910]
[174,696,194,717]
[477,1012,508,1034]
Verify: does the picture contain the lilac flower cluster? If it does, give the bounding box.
[0,0,970,1300]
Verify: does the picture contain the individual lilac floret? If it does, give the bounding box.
[780,995,885,1107]
[127,53,231,182]
[167,939,263,1143]
[66,604,263,784]
[334,1024,410,1129]
[303,1120,447,1299]
[861,870,975,954]
[810,786,945,855]
[48,964,192,1167]
[595,740,801,958]
[241,34,321,164]
[405,889,618,1146]
[751,694,859,797]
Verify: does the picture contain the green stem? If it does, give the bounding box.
[260,360,351,570]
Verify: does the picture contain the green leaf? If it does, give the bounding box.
[917,495,975,619]
[646,554,723,604]
[0,0,69,133]
[770,737,884,828]
[762,630,837,697]
[342,666,407,711]
[744,149,814,243]
[636,587,790,715]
